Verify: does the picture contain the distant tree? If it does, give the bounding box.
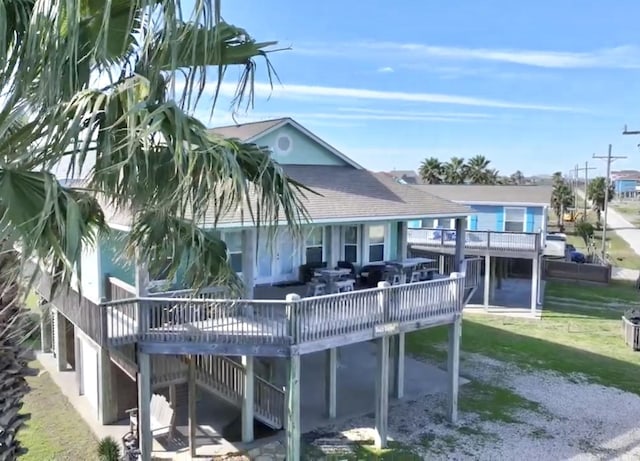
[551,179,574,227]
[552,171,564,185]
[510,170,525,185]
[575,220,595,247]
[587,177,615,224]
[418,157,443,184]
[442,157,467,184]
[466,155,492,184]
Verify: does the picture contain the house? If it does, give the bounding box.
[383,169,424,185]
[406,184,553,314]
[36,118,479,461]
[611,170,640,200]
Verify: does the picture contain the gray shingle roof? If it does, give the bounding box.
[102,166,470,228]
[416,184,553,205]
[209,118,288,141]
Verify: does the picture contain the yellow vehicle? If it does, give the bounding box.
[563,208,584,222]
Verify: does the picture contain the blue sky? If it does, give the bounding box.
[197,0,640,176]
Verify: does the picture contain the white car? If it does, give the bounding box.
[545,233,567,258]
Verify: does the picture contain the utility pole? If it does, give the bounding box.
[623,124,640,136]
[574,164,579,210]
[576,162,596,217]
[593,144,628,260]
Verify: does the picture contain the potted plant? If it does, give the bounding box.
[622,309,640,351]
[97,436,121,461]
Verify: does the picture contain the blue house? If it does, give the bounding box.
[405,184,553,314]
[611,171,640,199]
[40,117,477,460]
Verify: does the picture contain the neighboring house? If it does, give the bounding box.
[406,184,553,313]
[37,117,477,460]
[384,169,424,185]
[611,170,640,199]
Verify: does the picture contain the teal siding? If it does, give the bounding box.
[100,230,134,285]
[388,222,399,260]
[496,210,504,231]
[253,124,350,166]
[469,215,478,231]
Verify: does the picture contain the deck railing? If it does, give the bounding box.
[101,273,465,349]
[408,228,541,252]
[37,276,107,346]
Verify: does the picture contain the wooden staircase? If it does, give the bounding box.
[109,348,285,430]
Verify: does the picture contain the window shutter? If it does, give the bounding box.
[526,209,535,232]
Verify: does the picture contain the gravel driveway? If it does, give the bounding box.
[306,352,640,460]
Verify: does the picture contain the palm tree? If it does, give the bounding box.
[442,157,467,184]
[552,171,564,185]
[465,155,491,184]
[551,180,574,227]
[510,170,525,185]
[418,157,443,184]
[587,177,615,224]
[0,1,309,454]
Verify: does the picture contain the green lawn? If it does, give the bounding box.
[613,202,640,227]
[407,280,640,395]
[19,361,98,461]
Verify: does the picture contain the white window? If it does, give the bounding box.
[343,225,359,263]
[368,225,386,262]
[305,227,324,264]
[224,231,243,273]
[504,207,526,232]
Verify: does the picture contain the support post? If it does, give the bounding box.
[39,298,52,353]
[490,257,497,299]
[169,384,177,408]
[138,351,152,461]
[531,256,539,315]
[241,355,255,442]
[483,255,491,309]
[242,228,257,299]
[98,346,118,424]
[391,333,405,399]
[496,258,503,289]
[454,218,466,272]
[397,222,408,260]
[285,355,301,461]
[55,311,68,371]
[188,356,197,457]
[439,254,445,274]
[374,336,390,449]
[447,315,462,423]
[74,330,82,393]
[325,348,337,418]
[329,225,341,268]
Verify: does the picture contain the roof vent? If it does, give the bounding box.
[275,135,292,155]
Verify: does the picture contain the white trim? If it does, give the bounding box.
[503,206,527,232]
[363,223,387,264]
[244,118,365,170]
[454,200,547,207]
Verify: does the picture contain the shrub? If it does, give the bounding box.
[575,220,595,247]
[97,436,121,461]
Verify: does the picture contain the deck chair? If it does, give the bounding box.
[127,393,176,440]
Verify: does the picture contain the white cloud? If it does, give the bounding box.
[377,66,394,73]
[205,81,579,112]
[294,42,640,69]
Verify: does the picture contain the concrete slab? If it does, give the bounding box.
[468,277,533,309]
[39,340,463,458]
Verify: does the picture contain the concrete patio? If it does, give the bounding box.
[38,339,460,458]
[466,277,544,316]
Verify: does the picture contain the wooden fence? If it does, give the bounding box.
[543,259,611,284]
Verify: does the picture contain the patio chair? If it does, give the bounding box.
[127,393,176,440]
[409,271,421,283]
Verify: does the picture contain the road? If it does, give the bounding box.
[577,190,640,280]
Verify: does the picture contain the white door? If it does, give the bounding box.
[80,338,99,412]
[274,229,298,283]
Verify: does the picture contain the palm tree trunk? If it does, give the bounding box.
[0,247,37,459]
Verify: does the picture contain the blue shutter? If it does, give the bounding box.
[526,208,535,232]
[470,215,478,231]
[496,210,504,231]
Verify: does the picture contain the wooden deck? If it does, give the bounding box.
[38,258,481,357]
[408,228,542,257]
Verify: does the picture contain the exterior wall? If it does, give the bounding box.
[79,241,102,303]
[614,179,638,194]
[468,205,545,233]
[253,124,351,166]
[100,230,134,286]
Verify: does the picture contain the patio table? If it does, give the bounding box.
[314,268,352,293]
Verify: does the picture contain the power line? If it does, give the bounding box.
[593,144,628,260]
